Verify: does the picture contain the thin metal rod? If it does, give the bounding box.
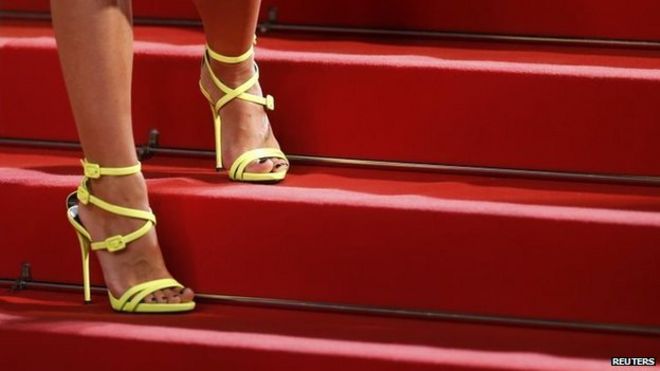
[1,10,659,49]
[1,279,658,336]
[0,138,82,150]
[198,293,660,336]
[290,155,660,186]
[1,137,659,186]
[263,23,660,49]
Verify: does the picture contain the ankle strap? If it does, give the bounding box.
[205,35,257,64]
[81,159,141,179]
[73,158,156,254]
[206,45,254,64]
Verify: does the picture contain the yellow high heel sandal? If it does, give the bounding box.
[66,159,195,313]
[199,37,289,182]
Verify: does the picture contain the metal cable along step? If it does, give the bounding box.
[1,136,659,186]
[1,8,660,49]
[1,270,659,337]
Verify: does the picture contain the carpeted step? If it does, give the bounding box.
[2,0,660,41]
[1,289,658,371]
[2,22,660,176]
[1,146,659,327]
[259,0,660,42]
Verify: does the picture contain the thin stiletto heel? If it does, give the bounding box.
[210,103,223,170]
[76,232,91,303]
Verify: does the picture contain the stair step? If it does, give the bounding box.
[2,0,660,41]
[2,22,660,176]
[261,0,660,42]
[1,288,658,371]
[1,146,659,326]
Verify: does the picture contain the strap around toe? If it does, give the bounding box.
[229,148,288,182]
[108,278,195,313]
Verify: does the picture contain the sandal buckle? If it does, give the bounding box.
[105,235,127,252]
[76,186,90,205]
[83,162,101,179]
[265,95,275,111]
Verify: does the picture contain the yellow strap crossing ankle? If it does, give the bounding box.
[198,35,289,182]
[74,159,156,253]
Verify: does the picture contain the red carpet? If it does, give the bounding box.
[1,4,659,369]
[1,146,659,326]
[2,22,660,176]
[2,0,660,41]
[1,289,658,371]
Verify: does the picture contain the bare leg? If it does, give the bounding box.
[51,0,193,303]
[194,0,287,173]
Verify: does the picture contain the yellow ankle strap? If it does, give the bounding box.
[206,44,254,64]
[201,37,275,114]
[81,159,141,179]
[73,159,156,253]
[205,35,257,64]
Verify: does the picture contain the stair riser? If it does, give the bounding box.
[260,0,660,42]
[1,177,658,326]
[2,0,660,41]
[2,41,660,176]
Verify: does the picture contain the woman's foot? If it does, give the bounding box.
[200,54,288,174]
[78,173,194,304]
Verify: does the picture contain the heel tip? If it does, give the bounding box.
[83,300,92,305]
[216,168,222,172]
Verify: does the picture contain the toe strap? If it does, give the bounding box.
[110,278,183,312]
[229,148,289,181]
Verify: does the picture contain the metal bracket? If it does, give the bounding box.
[137,129,160,161]
[259,6,278,33]
[10,262,32,291]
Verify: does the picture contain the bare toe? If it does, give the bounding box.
[245,158,274,174]
[179,287,195,303]
[272,159,289,173]
[167,293,182,304]
[153,290,167,303]
[143,288,187,304]
[162,288,178,303]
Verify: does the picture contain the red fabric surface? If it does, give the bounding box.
[2,22,660,176]
[0,0,200,19]
[2,0,660,41]
[1,289,659,371]
[1,147,659,326]
[260,0,660,41]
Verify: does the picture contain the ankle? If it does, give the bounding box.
[209,56,255,87]
[87,173,150,209]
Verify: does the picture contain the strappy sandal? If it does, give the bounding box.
[199,37,289,182]
[66,159,195,313]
